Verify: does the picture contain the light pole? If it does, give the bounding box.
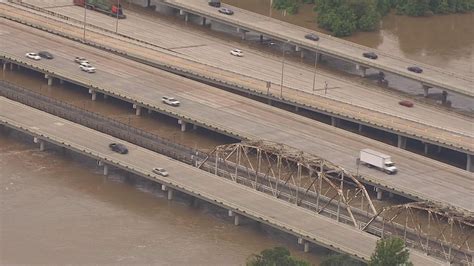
[83,0,87,41]
[312,42,320,93]
[115,0,120,33]
[280,40,290,99]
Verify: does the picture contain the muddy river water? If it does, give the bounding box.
[1,1,472,264]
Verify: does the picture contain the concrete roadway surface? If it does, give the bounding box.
[2,4,473,153]
[162,0,473,98]
[1,21,473,212]
[0,96,446,266]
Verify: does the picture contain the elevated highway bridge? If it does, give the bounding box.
[0,96,446,266]
[0,5,472,166]
[161,0,473,98]
[1,21,472,213]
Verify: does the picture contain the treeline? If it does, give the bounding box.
[272,0,474,36]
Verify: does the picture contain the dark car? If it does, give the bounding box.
[407,66,423,73]
[38,51,54,59]
[109,143,128,154]
[304,33,319,41]
[218,8,234,15]
[362,52,378,59]
[208,0,221,7]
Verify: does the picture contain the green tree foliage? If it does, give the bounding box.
[395,0,474,15]
[246,247,310,266]
[368,237,413,266]
[320,254,366,266]
[272,0,300,15]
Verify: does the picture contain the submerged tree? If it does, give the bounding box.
[246,246,310,266]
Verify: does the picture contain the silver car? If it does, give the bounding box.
[152,167,169,177]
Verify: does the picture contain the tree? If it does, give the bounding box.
[320,254,366,266]
[369,237,413,266]
[246,246,310,266]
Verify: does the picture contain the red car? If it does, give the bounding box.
[399,100,414,108]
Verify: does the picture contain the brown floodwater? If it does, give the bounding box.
[0,70,327,264]
[0,131,326,264]
[223,0,474,77]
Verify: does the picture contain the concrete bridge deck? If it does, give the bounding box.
[0,96,446,266]
[162,0,473,98]
[1,20,473,212]
[1,3,472,156]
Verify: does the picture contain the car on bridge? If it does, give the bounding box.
[208,0,221,7]
[80,63,96,73]
[38,51,54,59]
[26,52,41,60]
[109,143,128,154]
[162,96,180,106]
[218,7,234,15]
[363,52,378,60]
[407,66,423,73]
[230,49,244,57]
[304,33,320,41]
[152,167,169,177]
[74,56,89,64]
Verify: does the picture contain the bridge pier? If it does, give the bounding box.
[297,237,310,252]
[45,74,53,86]
[376,187,383,200]
[467,154,473,172]
[98,160,109,175]
[237,28,247,40]
[441,90,448,105]
[424,143,429,154]
[355,64,368,77]
[422,84,431,97]
[9,62,13,71]
[2,62,6,71]
[133,104,142,116]
[89,89,97,101]
[179,9,189,22]
[358,124,363,133]
[315,52,322,63]
[228,210,240,225]
[178,119,187,132]
[295,45,300,52]
[397,135,407,149]
[331,117,340,127]
[201,17,206,26]
[33,137,45,151]
[192,124,197,130]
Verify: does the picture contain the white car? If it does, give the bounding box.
[152,167,169,177]
[26,52,41,60]
[80,62,93,68]
[162,96,180,106]
[80,64,96,73]
[74,56,89,64]
[230,49,243,57]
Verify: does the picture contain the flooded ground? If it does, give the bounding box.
[0,130,326,264]
[223,0,474,77]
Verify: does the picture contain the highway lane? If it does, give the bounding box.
[1,5,472,154]
[0,96,446,266]
[1,20,473,212]
[162,0,473,98]
[16,0,474,137]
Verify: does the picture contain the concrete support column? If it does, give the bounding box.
[389,192,394,198]
[133,104,142,116]
[178,119,187,132]
[331,117,339,127]
[2,62,6,71]
[103,164,109,176]
[295,45,300,52]
[192,124,197,130]
[167,189,173,200]
[358,124,363,133]
[295,106,299,112]
[355,64,368,77]
[234,214,240,226]
[304,242,310,253]
[89,89,97,101]
[376,188,383,200]
[147,109,152,114]
[201,17,206,26]
[45,74,53,86]
[422,84,431,97]
[9,63,13,71]
[33,137,45,151]
[441,91,448,105]
[467,154,473,172]
[59,79,64,85]
[424,143,429,154]
[315,52,322,63]
[259,34,263,42]
[103,94,108,100]
[397,135,407,149]
[241,30,246,40]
